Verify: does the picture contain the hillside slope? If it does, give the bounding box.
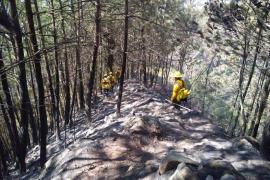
[21,81,270,180]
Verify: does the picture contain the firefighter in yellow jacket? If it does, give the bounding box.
[109,72,116,92]
[101,74,107,92]
[101,76,111,96]
[171,71,190,104]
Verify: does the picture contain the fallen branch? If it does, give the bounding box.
[135,98,153,107]
[165,99,192,111]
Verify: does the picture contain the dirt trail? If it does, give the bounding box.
[21,81,270,180]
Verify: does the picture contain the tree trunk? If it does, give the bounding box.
[104,26,115,72]
[141,26,147,86]
[161,59,165,85]
[87,0,101,120]
[0,49,20,171]
[117,0,129,116]
[58,0,71,126]
[70,59,78,128]
[25,0,48,167]
[25,37,39,144]
[242,12,268,100]
[236,12,268,136]
[10,0,31,172]
[248,71,267,136]
[244,60,268,135]
[50,0,61,141]
[165,53,173,86]
[0,93,16,162]
[76,0,85,110]
[260,116,270,160]
[70,1,85,109]
[202,54,215,115]
[153,57,162,87]
[230,32,249,136]
[0,138,8,177]
[131,61,135,79]
[252,75,270,138]
[34,0,57,131]
[249,99,259,135]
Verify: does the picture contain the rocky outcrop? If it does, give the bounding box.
[124,115,162,139]
[156,152,246,180]
[169,163,198,180]
[232,136,260,155]
[158,151,199,175]
[197,159,245,180]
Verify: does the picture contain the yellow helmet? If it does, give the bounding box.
[109,72,113,75]
[173,71,183,78]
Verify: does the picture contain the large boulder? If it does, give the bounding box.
[124,116,162,139]
[220,174,236,180]
[232,137,260,154]
[244,136,260,151]
[158,151,199,175]
[197,160,245,180]
[169,162,198,180]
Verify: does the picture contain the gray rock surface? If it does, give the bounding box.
[169,163,198,180]
[158,151,199,175]
[197,159,245,180]
[220,174,236,180]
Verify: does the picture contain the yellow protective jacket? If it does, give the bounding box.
[101,79,111,90]
[109,75,116,85]
[171,79,189,103]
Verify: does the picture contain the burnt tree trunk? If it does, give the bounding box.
[87,0,101,120]
[104,27,115,72]
[70,0,85,109]
[34,0,56,131]
[25,0,48,167]
[0,49,20,171]
[0,137,7,177]
[10,0,31,172]
[25,37,39,144]
[261,117,270,160]
[117,0,129,116]
[76,0,85,110]
[50,0,61,140]
[59,0,71,125]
